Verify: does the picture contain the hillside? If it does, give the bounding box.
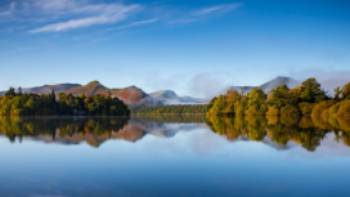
[228,76,299,94]
[0,81,203,106]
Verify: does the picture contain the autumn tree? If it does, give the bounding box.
[245,88,267,116]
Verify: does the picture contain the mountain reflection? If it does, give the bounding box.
[1,116,350,151]
[0,117,203,147]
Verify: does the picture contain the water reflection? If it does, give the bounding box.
[0,116,350,151]
[1,116,350,196]
[207,115,350,151]
[0,117,203,147]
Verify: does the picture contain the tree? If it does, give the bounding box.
[335,87,342,100]
[17,87,23,95]
[267,85,297,107]
[207,95,226,117]
[0,92,130,116]
[5,87,16,97]
[341,83,350,99]
[223,90,241,115]
[297,78,327,102]
[245,88,267,115]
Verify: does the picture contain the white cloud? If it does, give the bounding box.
[2,1,242,33]
[169,3,242,24]
[30,0,77,11]
[118,18,158,30]
[189,73,233,99]
[192,3,242,16]
[30,3,141,33]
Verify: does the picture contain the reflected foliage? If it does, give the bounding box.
[0,117,130,147]
[207,115,350,151]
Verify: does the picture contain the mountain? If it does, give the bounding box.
[110,86,148,105]
[0,81,204,106]
[260,76,299,92]
[66,80,109,97]
[228,76,299,94]
[0,83,81,96]
[141,90,205,105]
[65,81,148,105]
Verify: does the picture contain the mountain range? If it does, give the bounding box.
[4,76,339,105]
[0,80,204,106]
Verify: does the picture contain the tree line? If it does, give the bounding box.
[207,78,350,130]
[0,88,130,116]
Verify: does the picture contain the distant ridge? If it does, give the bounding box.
[66,80,109,97]
[260,76,299,92]
[228,76,299,94]
[21,83,81,95]
[65,81,148,105]
[110,86,148,105]
[143,90,205,105]
[0,76,303,105]
[0,81,203,106]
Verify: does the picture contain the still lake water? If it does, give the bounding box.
[0,117,350,197]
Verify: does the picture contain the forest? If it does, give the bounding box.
[0,88,130,116]
[206,78,350,131]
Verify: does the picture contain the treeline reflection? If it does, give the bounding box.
[0,117,136,147]
[0,117,204,147]
[207,115,350,151]
[1,116,350,151]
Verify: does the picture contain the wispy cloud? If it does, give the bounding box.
[1,1,242,33]
[118,18,158,30]
[169,2,242,24]
[192,3,242,16]
[29,0,77,11]
[30,3,141,33]
[0,2,16,17]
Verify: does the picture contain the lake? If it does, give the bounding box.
[0,117,350,197]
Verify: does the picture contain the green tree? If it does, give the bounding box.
[5,87,16,97]
[341,83,350,99]
[207,95,226,117]
[245,88,267,115]
[297,78,327,102]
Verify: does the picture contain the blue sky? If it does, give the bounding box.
[0,0,349,97]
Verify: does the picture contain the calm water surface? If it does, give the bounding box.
[0,117,350,197]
